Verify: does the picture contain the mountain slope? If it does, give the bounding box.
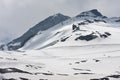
[19,9,120,50]
[20,19,120,50]
[1,9,120,51]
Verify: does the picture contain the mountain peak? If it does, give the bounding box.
[76,9,106,18]
[33,13,70,31]
[52,13,65,17]
[49,13,70,21]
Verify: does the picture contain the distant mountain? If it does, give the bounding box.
[0,9,120,51]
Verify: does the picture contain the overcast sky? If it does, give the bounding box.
[0,0,120,43]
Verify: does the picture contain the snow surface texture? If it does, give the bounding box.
[0,9,120,80]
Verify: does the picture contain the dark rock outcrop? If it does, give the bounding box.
[75,33,98,41]
[0,68,32,74]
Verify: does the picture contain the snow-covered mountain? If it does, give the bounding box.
[0,9,120,80]
[1,9,120,51]
[0,13,70,50]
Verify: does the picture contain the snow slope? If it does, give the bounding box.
[0,44,120,80]
[20,19,120,50]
